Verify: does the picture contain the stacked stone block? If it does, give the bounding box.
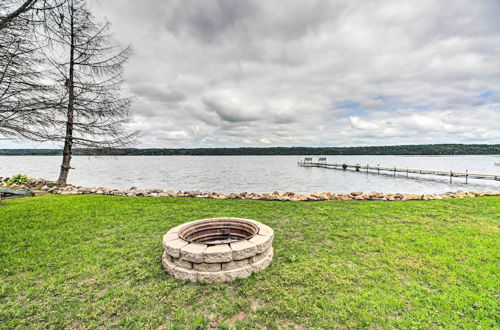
[162,218,274,282]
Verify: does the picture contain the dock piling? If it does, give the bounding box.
[298,158,500,183]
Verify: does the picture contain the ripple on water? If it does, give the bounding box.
[1,155,499,194]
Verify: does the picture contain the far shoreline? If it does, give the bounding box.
[1,144,499,156]
[2,154,500,157]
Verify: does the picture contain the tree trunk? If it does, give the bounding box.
[57,2,75,186]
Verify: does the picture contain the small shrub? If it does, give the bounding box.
[47,182,58,188]
[6,174,31,186]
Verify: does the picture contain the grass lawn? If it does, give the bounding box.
[0,195,499,328]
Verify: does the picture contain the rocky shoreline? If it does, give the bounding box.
[1,177,500,201]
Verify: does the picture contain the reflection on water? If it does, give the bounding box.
[1,155,499,194]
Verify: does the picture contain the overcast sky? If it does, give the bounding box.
[5,0,500,148]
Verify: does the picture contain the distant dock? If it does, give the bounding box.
[298,157,500,183]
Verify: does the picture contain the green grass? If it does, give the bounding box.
[0,195,499,328]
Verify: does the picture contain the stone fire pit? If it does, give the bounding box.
[162,218,274,282]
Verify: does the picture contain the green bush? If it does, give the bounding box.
[6,174,31,186]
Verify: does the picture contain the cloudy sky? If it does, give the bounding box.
[6,0,500,148]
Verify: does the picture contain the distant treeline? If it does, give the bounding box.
[1,144,499,156]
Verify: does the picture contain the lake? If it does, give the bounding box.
[1,155,500,194]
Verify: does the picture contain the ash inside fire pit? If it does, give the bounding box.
[179,218,259,245]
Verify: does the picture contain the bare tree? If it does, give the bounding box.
[0,0,57,141]
[0,0,37,31]
[0,0,66,31]
[38,0,137,185]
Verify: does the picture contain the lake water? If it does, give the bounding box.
[1,155,500,194]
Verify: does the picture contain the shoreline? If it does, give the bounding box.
[2,177,499,201]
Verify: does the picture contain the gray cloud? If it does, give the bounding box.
[131,85,186,104]
[164,0,261,43]
[202,97,261,123]
[4,0,498,148]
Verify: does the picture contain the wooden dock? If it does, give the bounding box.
[298,158,500,183]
